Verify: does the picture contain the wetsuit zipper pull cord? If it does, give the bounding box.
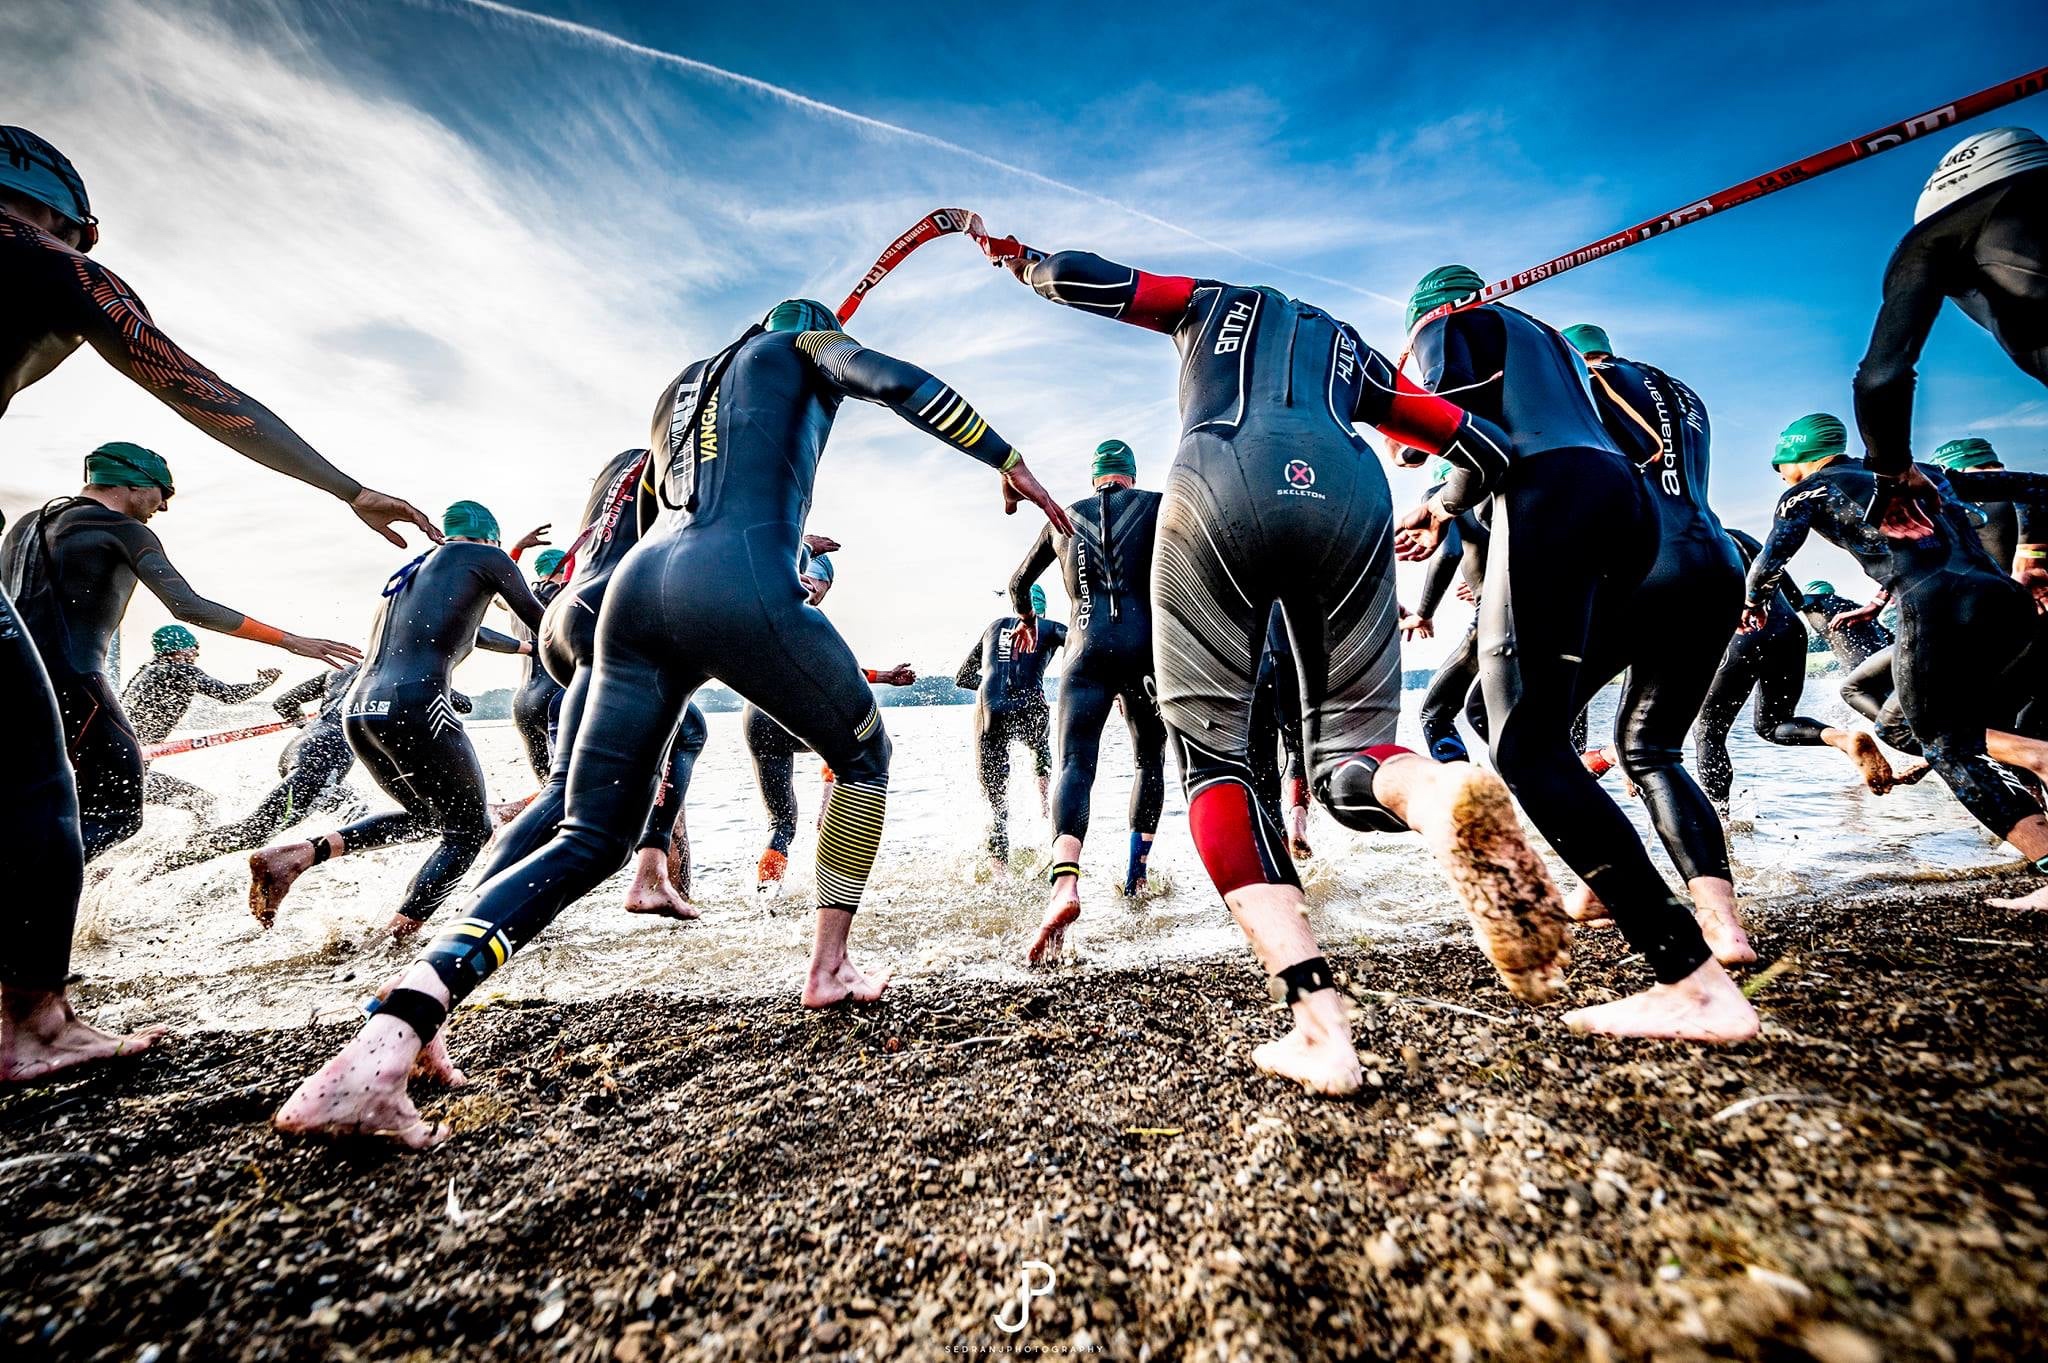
[1100,488,1119,621]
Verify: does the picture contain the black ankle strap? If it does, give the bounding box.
[365,987,447,1044]
[1268,956,1337,1005]
[309,837,333,865]
[1045,861,1081,885]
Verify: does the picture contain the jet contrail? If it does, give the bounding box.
[426,0,1398,307]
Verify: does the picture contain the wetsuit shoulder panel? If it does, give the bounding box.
[1024,251,1199,335]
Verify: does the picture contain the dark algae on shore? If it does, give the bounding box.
[3,882,2045,1361]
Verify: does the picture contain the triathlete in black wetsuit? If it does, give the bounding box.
[1746,414,2048,870]
[1009,439,1167,940]
[0,445,358,861]
[478,450,710,923]
[1410,462,1491,763]
[988,242,1565,1096]
[1929,438,2022,573]
[122,625,282,821]
[1559,323,1750,961]
[1693,533,1844,807]
[1248,602,1311,862]
[748,550,916,894]
[0,127,430,1084]
[1797,581,1894,667]
[1402,270,1753,1043]
[955,587,1065,871]
[510,548,568,784]
[247,501,542,936]
[1855,130,2047,514]
[273,300,1073,1146]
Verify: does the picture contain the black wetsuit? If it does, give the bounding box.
[509,579,564,783]
[955,616,1066,861]
[1580,352,1743,884]
[330,543,542,924]
[1813,598,1919,757]
[1747,459,2048,837]
[0,499,260,859]
[419,324,1019,1005]
[1248,604,1307,835]
[120,655,276,818]
[1797,591,1893,667]
[1412,305,1711,984]
[1010,484,1167,861]
[1694,531,1831,806]
[0,204,363,992]
[1019,249,1509,899]
[1416,503,1491,762]
[1855,167,2048,474]
[478,450,709,892]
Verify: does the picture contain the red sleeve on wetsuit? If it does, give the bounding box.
[1127,272,1197,334]
[1375,371,1466,453]
[229,619,287,646]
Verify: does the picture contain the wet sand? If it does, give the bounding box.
[6,874,2046,1361]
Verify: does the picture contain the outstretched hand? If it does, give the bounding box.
[803,533,843,556]
[1003,460,1073,536]
[281,634,363,669]
[351,488,441,548]
[512,523,552,554]
[876,664,917,687]
[1738,604,1769,634]
[1009,618,1039,656]
[1827,600,1885,630]
[1870,466,1940,541]
[1392,501,1445,562]
[1399,611,1434,641]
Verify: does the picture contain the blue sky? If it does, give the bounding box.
[4,0,2046,684]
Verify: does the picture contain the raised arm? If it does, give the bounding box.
[272,672,329,720]
[1007,523,1058,619]
[955,631,988,692]
[1014,250,1200,335]
[483,549,546,633]
[800,331,1019,471]
[1852,243,1945,478]
[108,521,360,667]
[7,214,434,546]
[1744,491,1819,611]
[192,667,275,705]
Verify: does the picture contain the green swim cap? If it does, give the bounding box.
[533,549,567,578]
[84,441,173,494]
[152,624,198,655]
[1771,413,1847,466]
[1091,439,1137,482]
[442,500,500,542]
[1803,580,1836,599]
[764,299,838,333]
[1428,458,1455,484]
[1561,323,1612,357]
[1931,437,1999,471]
[1029,583,1048,616]
[1407,265,1486,331]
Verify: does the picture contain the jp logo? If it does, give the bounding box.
[1284,460,1316,488]
[994,1260,1055,1334]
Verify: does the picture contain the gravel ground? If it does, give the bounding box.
[3,878,2045,1362]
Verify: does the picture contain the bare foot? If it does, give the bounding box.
[1420,767,1570,1003]
[987,856,1010,881]
[1287,807,1313,861]
[489,797,531,828]
[1,992,170,1084]
[802,955,892,1008]
[1694,903,1757,965]
[1028,880,1081,965]
[1891,762,1934,787]
[386,915,426,942]
[1566,882,1611,926]
[623,849,699,921]
[248,842,316,928]
[1827,729,1897,794]
[273,1016,448,1149]
[412,1028,469,1088]
[1251,996,1361,1096]
[1988,885,2048,911]
[1564,959,1759,1043]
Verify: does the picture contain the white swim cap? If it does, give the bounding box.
[1914,126,2048,223]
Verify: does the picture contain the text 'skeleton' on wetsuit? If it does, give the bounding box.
[1010,482,1169,864]
[0,498,272,859]
[1579,349,1743,887]
[483,449,707,883]
[331,542,543,924]
[1017,249,1510,898]
[1746,459,2048,837]
[418,319,1024,1007]
[1855,162,2047,475]
[954,614,1066,861]
[1411,302,1715,984]
[1693,530,1834,805]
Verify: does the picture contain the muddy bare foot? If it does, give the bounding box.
[1422,767,1570,1003]
[1,994,170,1084]
[1829,729,1897,794]
[1029,881,1082,965]
[1251,1020,1362,1096]
[802,956,891,1008]
[273,1019,449,1149]
[1891,762,1935,787]
[1695,903,1757,966]
[248,842,317,928]
[623,861,700,922]
[1567,882,1612,926]
[489,797,531,828]
[1988,884,2048,911]
[1287,807,1313,862]
[1564,960,1759,1043]
[386,915,426,942]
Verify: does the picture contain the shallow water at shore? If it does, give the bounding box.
[75,676,2018,1033]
